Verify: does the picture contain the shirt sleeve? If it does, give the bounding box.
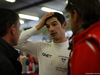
[15,26,46,57]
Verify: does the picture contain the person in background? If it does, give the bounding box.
[21,53,30,74]
[26,53,33,72]
[0,8,21,75]
[65,0,100,75]
[15,12,70,75]
[32,56,39,74]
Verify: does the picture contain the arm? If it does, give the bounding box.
[36,12,54,30]
[15,26,47,56]
[15,12,54,56]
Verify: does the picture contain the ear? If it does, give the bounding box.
[73,10,78,23]
[62,21,67,29]
[9,24,16,35]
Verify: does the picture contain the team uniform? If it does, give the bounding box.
[70,21,100,75]
[16,26,70,75]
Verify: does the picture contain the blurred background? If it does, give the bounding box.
[0,0,72,74]
[0,0,72,42]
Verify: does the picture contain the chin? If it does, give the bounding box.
[52,36,56,39]
[12,42,18,46]
[71,29,74,33]
[15,42,18,46]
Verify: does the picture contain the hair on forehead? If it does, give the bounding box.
[45,12,65,25]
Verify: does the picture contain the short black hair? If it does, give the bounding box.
[45,12,65,25]
[65,0,100,23]
[0,8,19,37]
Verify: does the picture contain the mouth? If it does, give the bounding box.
[50,32,57,37]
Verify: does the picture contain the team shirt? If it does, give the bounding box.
[16,26,70,75]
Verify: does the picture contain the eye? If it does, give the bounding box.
[46,25,50,28]
[52,23,57,26]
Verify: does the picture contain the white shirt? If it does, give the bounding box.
[15,26,70,75]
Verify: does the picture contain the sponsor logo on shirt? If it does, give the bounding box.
[62,58,66,62]
[42,52,52,58]
[56,67,67,72]
[58,56,68,62]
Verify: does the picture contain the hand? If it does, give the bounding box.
[36,12,54,30]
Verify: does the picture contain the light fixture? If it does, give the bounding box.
[20,20,24,24]
[66,0,68,4]
[6,0,16,3]
[19,14,39,21]
[41,7,63,14]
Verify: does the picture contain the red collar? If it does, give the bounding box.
[72,21,100,47]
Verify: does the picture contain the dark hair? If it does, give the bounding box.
[45,12,65,25]
[65,0,100,23]
[0,8,19,37]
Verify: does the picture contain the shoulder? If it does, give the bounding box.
[85,33,100,51]
[76,33,100,52]
[36,41,51,46]
[73,37,99,56]
[0,55,18,75]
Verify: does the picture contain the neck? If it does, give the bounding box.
[75,28,84,34]
[73,22,85,35]
[53,37,67,43]
[2,36,13,46]
[73,19,85,34]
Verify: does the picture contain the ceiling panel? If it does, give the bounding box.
[0,0,71,32]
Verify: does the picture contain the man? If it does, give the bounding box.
[0,8,21,75]
[15,12,70,75]
[65,0,100,75]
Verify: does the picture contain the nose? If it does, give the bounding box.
[49,26,54,31]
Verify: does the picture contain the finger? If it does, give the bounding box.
[46,12,54,17]
[42,12,54,20]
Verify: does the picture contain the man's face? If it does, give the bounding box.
[11,21,20,46]
[45,17,65,40]
[15,21,20,45]
[67,12,76,32]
